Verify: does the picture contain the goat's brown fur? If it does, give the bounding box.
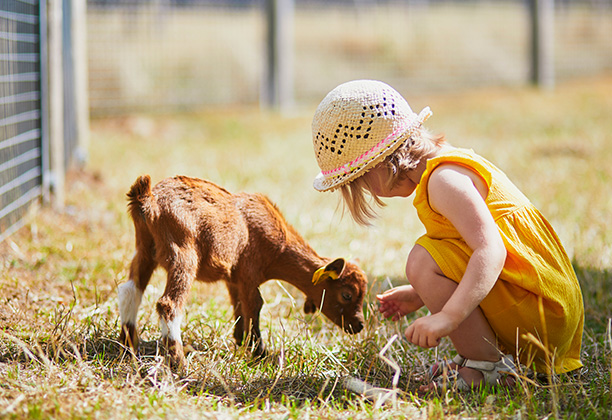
[118,175,367,368]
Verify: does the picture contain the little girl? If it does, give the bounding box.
[310,80,583,391]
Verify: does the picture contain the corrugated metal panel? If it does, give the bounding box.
[0,0,43,242]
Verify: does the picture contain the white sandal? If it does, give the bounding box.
[433,354,518,391]
[426,358,455,381]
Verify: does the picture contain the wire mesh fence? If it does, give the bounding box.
[1,0,84,243]
[86,0,612,115]
[0,0,44,243]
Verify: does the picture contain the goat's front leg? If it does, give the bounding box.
[156,248,197,370]
[226,283,246,346]
[227,281,266,357]
[237,285,266,358]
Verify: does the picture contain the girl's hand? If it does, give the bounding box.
[377,285,424,321]
[404,311,458,348]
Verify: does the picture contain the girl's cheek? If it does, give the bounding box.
[371,183,383,196]
[367,167,387,195]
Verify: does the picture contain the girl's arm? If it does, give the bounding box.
[404,163,507,348]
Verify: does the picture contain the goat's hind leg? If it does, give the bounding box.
[118,247,157,354]
[156,247,197,370]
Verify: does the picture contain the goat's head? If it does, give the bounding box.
[304,258,367,334]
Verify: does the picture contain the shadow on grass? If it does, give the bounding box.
[573,262,612,335]
[189,373,345,405]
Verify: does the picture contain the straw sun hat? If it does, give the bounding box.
[312,80,432,192]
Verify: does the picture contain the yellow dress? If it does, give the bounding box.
[413,148,583,374]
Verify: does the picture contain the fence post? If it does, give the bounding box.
[40,0,50,205]
[529,0,555,89]
[48,0,65,210]
[72,0,89,165]
[263,0,294,111]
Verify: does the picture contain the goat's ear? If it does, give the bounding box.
[326,258,347,276]
[304,299,317,314]
[312,258,347,285]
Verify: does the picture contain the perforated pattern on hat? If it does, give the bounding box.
[312,80,431,192]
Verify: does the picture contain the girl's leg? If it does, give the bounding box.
[406,245,506,389]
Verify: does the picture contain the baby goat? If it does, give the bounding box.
[118,175,367,368]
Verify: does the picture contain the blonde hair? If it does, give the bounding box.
[340,128,445,226]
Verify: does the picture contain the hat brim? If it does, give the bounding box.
[313,131,405,192]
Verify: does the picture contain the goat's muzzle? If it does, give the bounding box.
[345,320,364,334]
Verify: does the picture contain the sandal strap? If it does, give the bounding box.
[433,366,471,391]
[458,357,497,371]
[452,354,518,386]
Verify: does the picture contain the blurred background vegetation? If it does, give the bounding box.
[86,0,612,114]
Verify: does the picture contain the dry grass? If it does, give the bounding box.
[1,75,612,418]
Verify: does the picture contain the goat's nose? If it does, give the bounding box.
[349,321,364,334]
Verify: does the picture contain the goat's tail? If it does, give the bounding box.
[127,175,159,223]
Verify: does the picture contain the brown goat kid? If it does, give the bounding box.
[118,175,367,368]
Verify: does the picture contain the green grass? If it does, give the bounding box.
[1,75,612,419]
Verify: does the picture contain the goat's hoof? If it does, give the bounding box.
[252,343,269,360]
[161,337,186,372]
[119,324,139,355]
[168,354,186,374]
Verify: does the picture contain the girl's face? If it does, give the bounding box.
[367,164,418,198]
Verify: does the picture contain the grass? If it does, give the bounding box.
[1,75,612,418]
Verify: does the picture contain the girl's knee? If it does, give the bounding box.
[405,245,439,287]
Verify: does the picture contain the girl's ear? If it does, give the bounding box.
[304,299,317,314]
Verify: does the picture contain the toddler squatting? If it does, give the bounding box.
[310,80,583,391]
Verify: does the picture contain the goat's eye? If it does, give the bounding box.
[342,292,352,301]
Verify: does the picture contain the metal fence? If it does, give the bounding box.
[0,0,45,243]
[1,0,85,243]
[87,0,612,115]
